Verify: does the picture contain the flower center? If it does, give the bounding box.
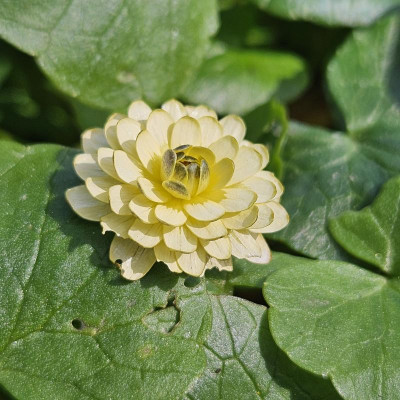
[161,145,210,200]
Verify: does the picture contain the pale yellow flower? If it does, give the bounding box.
[66,99,289,280]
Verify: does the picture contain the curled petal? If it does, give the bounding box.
[86,175,119,203]
[128,100,152,121]
[169,117,202,148]
[105,113,124,150]
[114,150,143,184]
[229,230,262,259]
[129,194,157,224]
[109,184,139,215]
[230,146,263,185]
[74,153,104,180]
[163,225,197,253]
[128,220,163,248]
[146,109,173,147]
[135,130,162,176]
[220,115,246,142]
[200,236,231,259]
[116,118,141,154]
[101,214,134,238]
[184,197,225,222]
[155,202,187,226]
[198,116,222,147]
[245,234,271,264]
[110,236,155,281]
[222,207,258,230]
[154,242,182,273]
[98,147,119,180]
[186,218,227,240]
[209,136,239,162]
[138,177,170,203]
[209,188,257,213]
[162,99,187,121]
[66,185,110,221]
[206,257,233,272]
[176,247,207,277]
[81,128,108,154]
[250,201,289,233]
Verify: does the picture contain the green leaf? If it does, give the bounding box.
[0,0,218,110]
[0,141,339,399]
[252,0,400,27]
[264,255,400,400]
[185,296,341,400]
[271,15,400,260]
[183,49,308,115]
[330,176,400,276]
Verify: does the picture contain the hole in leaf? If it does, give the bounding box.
[143,294,180,334]
[72,319,85,330]
[214,368,222,374]
[184,276,201,288]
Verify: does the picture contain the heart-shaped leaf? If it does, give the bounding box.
[264,176,400,400]
[0,0,218,110]
[183,49,308,115]
[330,176,400,276]
[271,15,400,260]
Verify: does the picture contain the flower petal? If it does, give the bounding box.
[135,130,162,176]
[200,236,231,259]
[220,115,246,142]
[198,116,222,147]
[222,206,258,230]
[101,214,135,238]
[98,147,119,179]
[169,117,201,148]
[210,188,256,213]
[66,185,110,221]
[209,158,235,190]
[116,117,141,154]
[128,220,163,248]
[128,100,152,121]
[86,175,119,203]
[184,197,225,221]
[205,257,233,272]
[114,150,143,184]
[155,202,187,226]
[186,218,227,240]
[163,225,197,253]
[229,230,262,259]
[230,146,262,185]
[110,236,155,281]
[154,242,182,273]
[138,177,170,203]
[176,247,207,277]
[162,99,187,121]
[249,203,274,229]
[250,201,289,233]
[81,128,108,154]
[256,171,284,201]
[74,153,104,180]
[146,109,174,147]
[245,234,271,264]
[209,136,239,162]
[186,105,217,119]
[105,113,124,150]
[109,184,139,215]
[241,176,276,203]
[252,143,269,169]
[129,194,157,224]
